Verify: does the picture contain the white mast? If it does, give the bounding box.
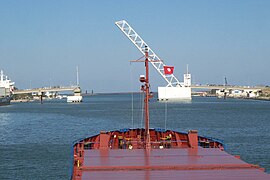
[0,70,3,82]
[76,66,79,86]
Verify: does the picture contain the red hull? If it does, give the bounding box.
[71,128,269,179]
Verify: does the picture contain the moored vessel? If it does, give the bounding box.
[0,70,14,106]
[67,66,83,103]
[0,96,11,106]
[71,47,269,179]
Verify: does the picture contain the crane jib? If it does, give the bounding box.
[115,20,181,87]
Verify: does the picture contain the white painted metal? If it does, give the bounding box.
[184,74,191,87]
[158,86,191,100]
[67,95,83,103]
[184,65,191,87]
[115,20,181,87]
[0,70,15,96]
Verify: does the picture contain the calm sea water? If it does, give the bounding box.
[0,94,269,179]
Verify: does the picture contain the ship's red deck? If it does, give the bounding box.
[79,147,269,179]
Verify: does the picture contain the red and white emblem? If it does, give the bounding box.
[164,66,174,75]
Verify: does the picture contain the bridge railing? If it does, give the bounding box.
[13,86,79,94]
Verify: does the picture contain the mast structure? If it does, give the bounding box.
[140,46,151,150]
[0,70,3,82]
[76,66,79,87]
[115,20,181,87]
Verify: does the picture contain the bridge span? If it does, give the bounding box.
[12,85,268,95]
[13,86,79,95]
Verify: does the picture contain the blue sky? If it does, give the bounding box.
[0,0,269,92]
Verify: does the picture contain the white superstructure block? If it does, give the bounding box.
[158,86,191,100]
[67,95,83,103]
[184,73,191,87]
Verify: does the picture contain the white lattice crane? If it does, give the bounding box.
[115,20,181,87]
[115,20,191,100]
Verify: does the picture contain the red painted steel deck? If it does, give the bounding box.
[80,147,269,179]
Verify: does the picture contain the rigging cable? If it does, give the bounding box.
[129,63,134,128]
[140,91,144,128]
[164,101,168,130]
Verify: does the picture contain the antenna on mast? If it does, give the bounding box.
[132,46,152,150]
[76,66,79,86]
[143,46,151,150]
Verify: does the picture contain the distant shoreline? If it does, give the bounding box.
[82,92,144,96]
[83,93,270,101]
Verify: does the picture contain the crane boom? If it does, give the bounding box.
[115,20,181,87]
